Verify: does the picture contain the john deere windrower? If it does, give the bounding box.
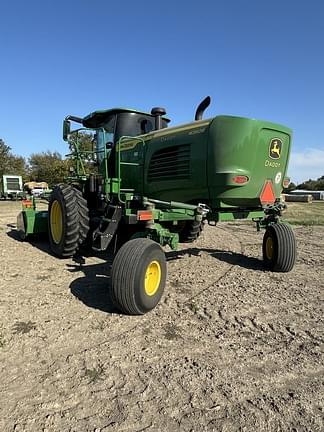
[17,97,296,314]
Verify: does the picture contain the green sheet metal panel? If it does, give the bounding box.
[142,119,211,203]
[207,116,292,208]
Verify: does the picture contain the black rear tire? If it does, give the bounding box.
[179,220,204,243]
[263,223,296,272]
[48,184,80,257]
[111,238,167,315]
[48,184,89,257]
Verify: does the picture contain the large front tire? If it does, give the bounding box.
[263,223,296,272]
[48,184,81,257]
[111,238,167,315]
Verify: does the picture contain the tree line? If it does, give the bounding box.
[0,134,94,188]
[284,176,324,192]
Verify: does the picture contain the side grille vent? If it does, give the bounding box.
[6,178,21,190]
[148,144,190,182]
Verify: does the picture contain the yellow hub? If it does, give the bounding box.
[144,260,161,296]
[265,236,274,259]
[50,200,63,244]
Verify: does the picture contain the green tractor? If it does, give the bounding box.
[17,97,296,314]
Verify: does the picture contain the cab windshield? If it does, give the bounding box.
[96,116,116,163]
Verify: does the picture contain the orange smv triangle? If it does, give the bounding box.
[260,180,276,205]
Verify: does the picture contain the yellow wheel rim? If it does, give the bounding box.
[50,200,63,244]
[144,260,161,296]
[265,236,274,259]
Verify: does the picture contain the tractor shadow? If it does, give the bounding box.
[7,227,119,314]
[7,226,264,311]
[67,253,119,314]
[7,227,55,256]
[7,228,101,259]
[166,247,264,271]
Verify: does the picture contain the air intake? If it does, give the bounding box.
[148,144,191,182]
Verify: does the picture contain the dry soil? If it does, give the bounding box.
[0,201,323,432]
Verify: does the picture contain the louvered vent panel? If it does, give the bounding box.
[6,178,20,190]
[148,144,190,182]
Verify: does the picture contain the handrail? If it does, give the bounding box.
[116,135,145,203]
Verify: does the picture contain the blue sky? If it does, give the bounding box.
[0,0,323,184]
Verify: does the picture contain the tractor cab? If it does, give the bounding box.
[63,107,169,165]
[83,107,169,142]
[85,108,169,162]
[64,108,169,144]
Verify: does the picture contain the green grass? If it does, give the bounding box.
[283,201,324,226]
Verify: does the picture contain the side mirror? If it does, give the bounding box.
[63,120,71,141]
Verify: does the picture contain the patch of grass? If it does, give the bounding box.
[164,323,179,340]
[283,202,324,226]
[142,327,151,336]
[12,321,36,334]
[91,320,106,331]
[84,365,104,384]
[188,300,199,314]
[36,274,49,281]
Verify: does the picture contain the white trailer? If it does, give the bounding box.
[0,175,23,199]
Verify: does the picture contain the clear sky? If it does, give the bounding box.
[0,0,323,184]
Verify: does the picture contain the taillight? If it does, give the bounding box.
[232,175,249,184]
[22,200,33,208]
[260,180,276,205]
[137,210,154,221]
[283,177,290,188]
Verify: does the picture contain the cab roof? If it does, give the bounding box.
[82,108,170,128]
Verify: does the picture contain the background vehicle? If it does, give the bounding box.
[17,97,297,314]
[24,181,48,195]
[0,175,23,200]
[31,187,46,197]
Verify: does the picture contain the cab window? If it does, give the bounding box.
[96,115,116,163]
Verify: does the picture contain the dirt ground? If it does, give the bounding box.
[0,201,323,432]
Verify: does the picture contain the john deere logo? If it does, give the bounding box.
[269,138,282,159]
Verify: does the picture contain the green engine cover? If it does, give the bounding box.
[119,115,291,210]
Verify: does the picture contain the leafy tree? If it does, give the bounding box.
[0,139,10,160]
[68,131,95,153]
[0,139,28,179]
[28,151,71,187]
[0,139,12,176]
[67,131,98,175]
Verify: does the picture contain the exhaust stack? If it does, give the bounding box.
[151,107,167,130]
[195,96,211,121]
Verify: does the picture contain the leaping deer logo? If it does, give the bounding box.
[269,138,282,159]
